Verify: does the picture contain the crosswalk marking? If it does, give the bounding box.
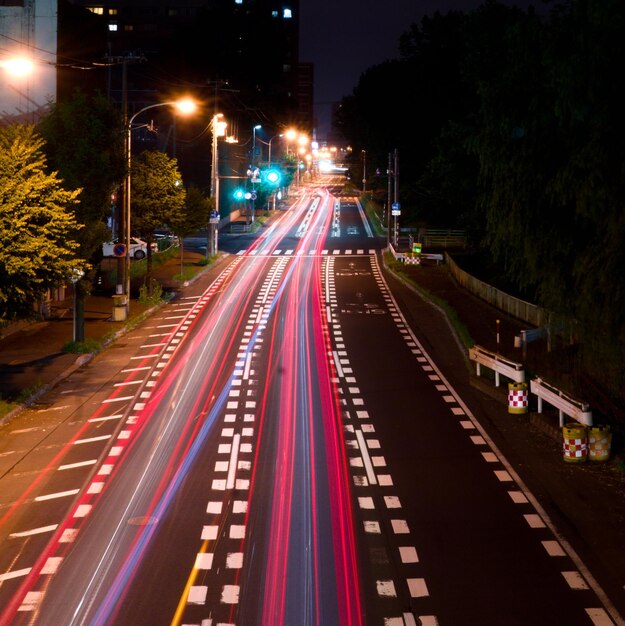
[236,248,375,256]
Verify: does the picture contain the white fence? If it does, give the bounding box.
[469,345,525,387]
[530,377,593,427]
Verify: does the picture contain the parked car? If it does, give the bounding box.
[102,237,156,260]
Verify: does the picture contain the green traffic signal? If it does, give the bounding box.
[233,188,245,201]
[266,169,280,184]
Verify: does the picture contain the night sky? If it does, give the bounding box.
[300,0,538,140]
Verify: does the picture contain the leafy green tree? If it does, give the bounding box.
[131,150,186,293]
[171,186,214,270]
[38,89,125,261]
[0,125,84,320]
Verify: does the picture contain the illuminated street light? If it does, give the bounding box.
[209,113,227,258]
[123,98,197,313]
[0,57,34,78]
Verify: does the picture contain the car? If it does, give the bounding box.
[102,238,156,260]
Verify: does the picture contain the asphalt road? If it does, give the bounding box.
[0,178,621,626]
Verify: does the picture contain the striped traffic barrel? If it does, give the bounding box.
[562,423,588,463]
[588,425,611,462]
[508,382,528,414]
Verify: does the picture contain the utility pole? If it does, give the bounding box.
[206,79,237,255]
[393,148,399,248]
[105,52,145,307]
[387,152,392,249]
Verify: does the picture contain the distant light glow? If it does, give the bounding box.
[174,98,197,115]
[283,8,292,18]
[1,57,34,77]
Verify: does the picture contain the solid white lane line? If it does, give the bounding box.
[332,350,344,378]
[226,434,241,490]
[355,430,377,486]
[243,353,252,381]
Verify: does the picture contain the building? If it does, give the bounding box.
[0,0,57,124]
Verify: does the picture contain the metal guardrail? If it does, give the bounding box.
[469,345,525,386]
[530,377,593,427]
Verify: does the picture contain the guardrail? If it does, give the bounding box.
[530,377,593,427]
[469,345,525,387]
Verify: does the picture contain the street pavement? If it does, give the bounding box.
[0,216,624,622]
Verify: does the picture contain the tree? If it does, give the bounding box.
[38,89,125,262]
[131,150,186,294]
[0,125,84,320]
[171,186,214,272]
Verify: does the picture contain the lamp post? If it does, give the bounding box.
[362,149,367,194]
[268,133,283,166]
[250,125,261,223]
[209,113,227,258]
[124,98,196,313]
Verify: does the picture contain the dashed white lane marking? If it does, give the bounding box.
[194,553,214,570]
[74,435,111,445]
[408,577,430,598]
[0,568,31,582]
[89,414,122,423]
[399,546,419,563]
[563,570,590,590]
[376,579,397,597]
[188,586,207,604]
[542,540,566,557]
[586,608,616,625]
[58,459,97,471]
[34,489,80,502]
[221,585,240,604]
[10,525,58,538]
[101,395,134,404]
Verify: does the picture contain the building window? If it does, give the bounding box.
[272,10,278,17]
[124,24,134,31]
[88,6,104,15]
[235,0,242,4]
[108,23,118,31]
[283,8,292,18]
[168,8,178,16]
[109,8,118,15]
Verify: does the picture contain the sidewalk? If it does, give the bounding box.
[0,249,211,410]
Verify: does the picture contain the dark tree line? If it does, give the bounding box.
[337,0,625,397]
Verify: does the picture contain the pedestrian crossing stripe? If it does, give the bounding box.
[236,249,376,257]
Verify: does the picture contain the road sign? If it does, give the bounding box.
[113,243,126,257]
[391,201,401,216]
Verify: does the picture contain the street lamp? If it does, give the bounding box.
[250,125,261,223]
[0,57,34,78]
[362,149,367,194]
[252,124,262,167]
[209,113,227,257]
[123,98,197,313]
[268,133,284,166]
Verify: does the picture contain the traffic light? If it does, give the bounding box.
[265,169,280,185]
[233,188,245,201]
